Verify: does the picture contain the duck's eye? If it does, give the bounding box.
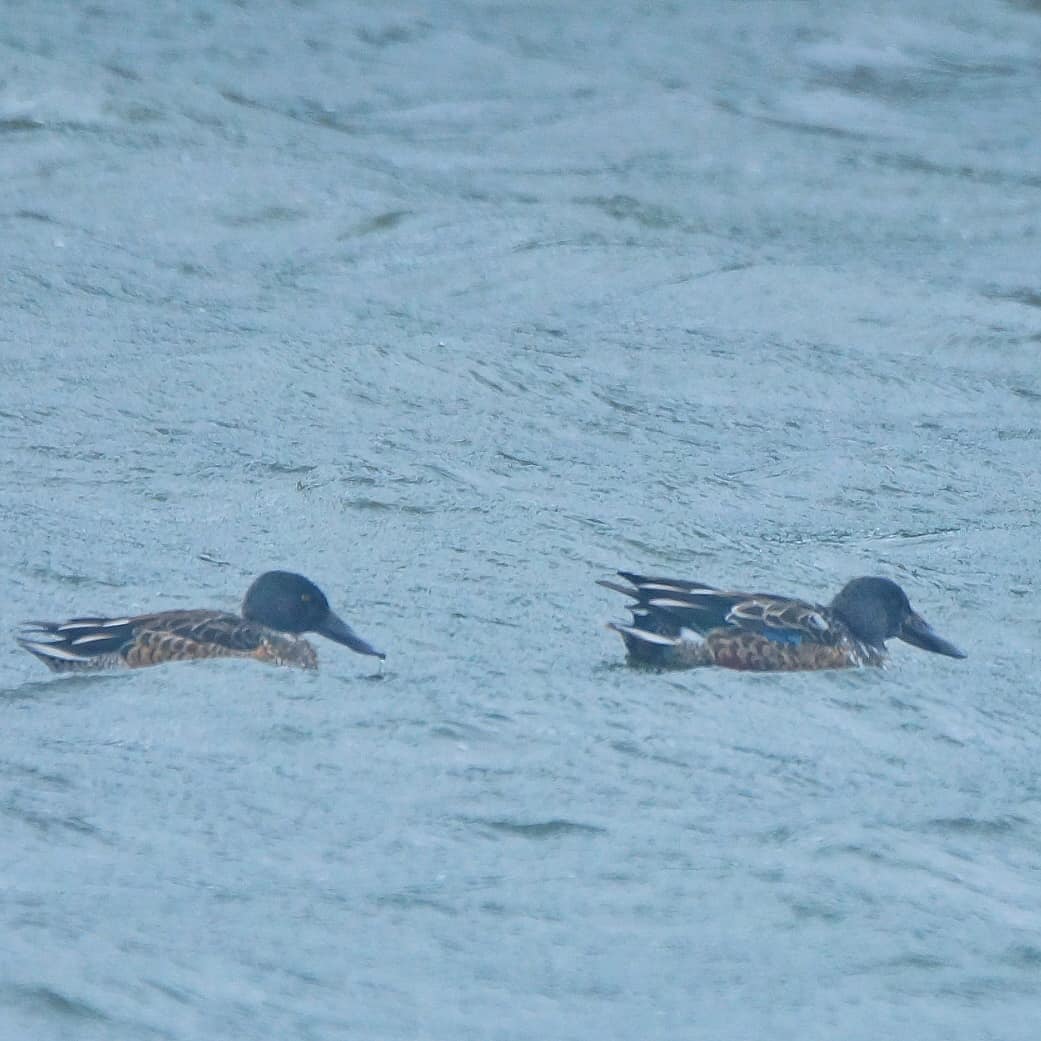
[301,593,311,602]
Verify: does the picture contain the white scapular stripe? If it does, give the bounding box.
[59,618,130,631]
[609,624,677,646]
[70,632,123,646]
[19,640,89,661]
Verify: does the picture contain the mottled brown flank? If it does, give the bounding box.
[704,632,863,671]
[120,627,318,669]
[123,630,247,667]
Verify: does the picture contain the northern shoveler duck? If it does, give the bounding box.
[17,571,385,672]
[600,573,966,671]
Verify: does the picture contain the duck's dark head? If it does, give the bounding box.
[829,577,965,659]
[243,571,385,659]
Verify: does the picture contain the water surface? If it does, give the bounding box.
[2,2,1040,1039]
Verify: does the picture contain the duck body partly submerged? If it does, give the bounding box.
[17,571,385,673]
[601,573,965,671]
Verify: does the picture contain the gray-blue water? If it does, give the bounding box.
[2,2,1040,1038]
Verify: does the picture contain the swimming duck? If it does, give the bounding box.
[600,573,965,670]
[17,570,385,672]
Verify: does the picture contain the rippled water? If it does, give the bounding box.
[2,2,1040,1039]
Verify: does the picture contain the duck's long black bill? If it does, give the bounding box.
[898,612,966,659]
[317,611,386,659]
